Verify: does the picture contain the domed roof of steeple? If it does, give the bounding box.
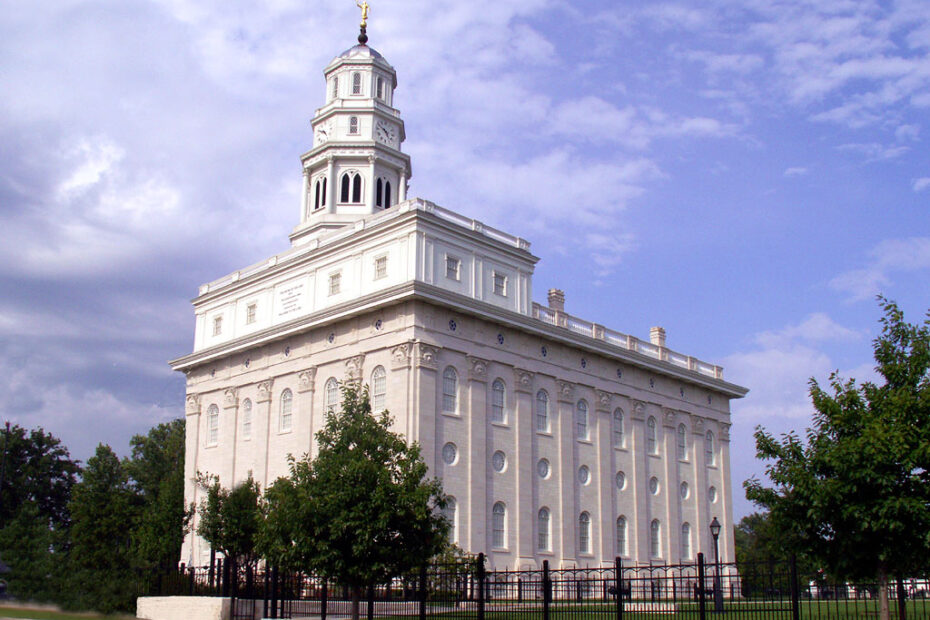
[337,44,384,60]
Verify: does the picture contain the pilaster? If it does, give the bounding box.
[465,356,489,555]
[298,368,317,456]
[513,368,535,567]
[555,380,576,566]
[256,379,274,490]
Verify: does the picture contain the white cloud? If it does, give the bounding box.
[830,237,930,300]
[754,312,863,348]
[913,177,930,192]
[784,166,808,176]
[837,142,910,161]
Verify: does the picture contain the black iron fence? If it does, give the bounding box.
[149,553,930,620]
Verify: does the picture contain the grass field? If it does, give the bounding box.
[0,603,137,620]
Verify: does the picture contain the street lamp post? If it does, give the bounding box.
[710,516,724,612]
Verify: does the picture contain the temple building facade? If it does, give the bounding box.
[171,33,748,571]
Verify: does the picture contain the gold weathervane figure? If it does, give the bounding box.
[356,1,370,28]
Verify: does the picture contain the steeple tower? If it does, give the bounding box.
[290,26,411,246]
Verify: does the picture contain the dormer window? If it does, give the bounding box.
[493,272,507,296]
[352,72,362,95]
[377,77,384,99]
[349,116,359,134]
[340,171,363,203]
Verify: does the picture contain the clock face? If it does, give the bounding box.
[376,121,396,145]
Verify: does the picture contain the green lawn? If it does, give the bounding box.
[0,604,137,620]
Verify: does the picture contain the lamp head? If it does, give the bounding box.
[709,516,721,538]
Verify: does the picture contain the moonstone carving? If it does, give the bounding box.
[185,394,201,415]
[391,342,412,369]
[556,380,575,403]
[595,389,612,411]
[467,356,489,381]
[345,355,365,382]
[415,343,439,369]
[223,388,239,409]
[298,368,317,393]
[513,368,534,393]
[257,380,274,403]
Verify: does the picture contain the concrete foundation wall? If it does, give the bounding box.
[136,596,231,620]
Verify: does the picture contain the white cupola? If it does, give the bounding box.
[290,29,412,246]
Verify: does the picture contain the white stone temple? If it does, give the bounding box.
[171,27,748,571]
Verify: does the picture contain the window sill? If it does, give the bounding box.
[441,411,461,419]
[536,430,553,437]
[577,438,593,445]
[614,445,628,452]
[278,429,293,436]
[647,453,662,459]
[490,422,510,430]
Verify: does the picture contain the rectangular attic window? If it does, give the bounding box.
[446,256,460,281]
[493,272,507,296]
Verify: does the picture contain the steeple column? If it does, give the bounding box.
[326,157,336,214]
[300,168,310,220]
[399,169,407,202]
[368,155,377,209]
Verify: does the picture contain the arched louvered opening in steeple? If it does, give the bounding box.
[340,171,364,204]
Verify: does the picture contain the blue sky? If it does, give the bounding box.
[1,0,928,520]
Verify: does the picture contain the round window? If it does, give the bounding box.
[492,451,506,473]
[578,465,590,485]
[616,471,626,490]
[649,476,660,495]
[441,443,457,465]
[537,458,550,479]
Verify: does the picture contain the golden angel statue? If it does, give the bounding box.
[356,1,370,27]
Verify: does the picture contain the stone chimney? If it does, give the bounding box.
[548,289,565,312]
[650,326,667,348]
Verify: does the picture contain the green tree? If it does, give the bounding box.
[259,383,448,620]
[0,424,80,529]
[745,299,930,620]
[0,502,60,602]
[196,474,262,568]
[65,444,141,613]
[125,419,192,569]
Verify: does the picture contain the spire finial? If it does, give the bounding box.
[356,1,370,44]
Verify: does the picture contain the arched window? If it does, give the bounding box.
[706,430,716,465]
[241,398,252,440]
[352,173,362,202]
[647,416,658,455]
[332,76,339,99]
[616,516,628,556]
[681,523,692,560]
[443,497,457,544]
[384,181,392,208]
[349,116,359,134]
[340,172,363,204]
[352,72,361,95]
[491,379,505,423]
[650,520,661,558]
[279,389,293,433]
[371,366,387,411]
[377,76,384,99]
[340,173,351,202]
[207,404,219,446]
[579,512,591,554]
[535,390,549,432]
[492,502,506,548]
[325,378,339,413]
[314,178,327,210]
[613,408,625,447]
[376,178,383,207]
[677,423,688,460]
[537,507,550,551]
[442,367,457,413]
[576,400,589,440]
